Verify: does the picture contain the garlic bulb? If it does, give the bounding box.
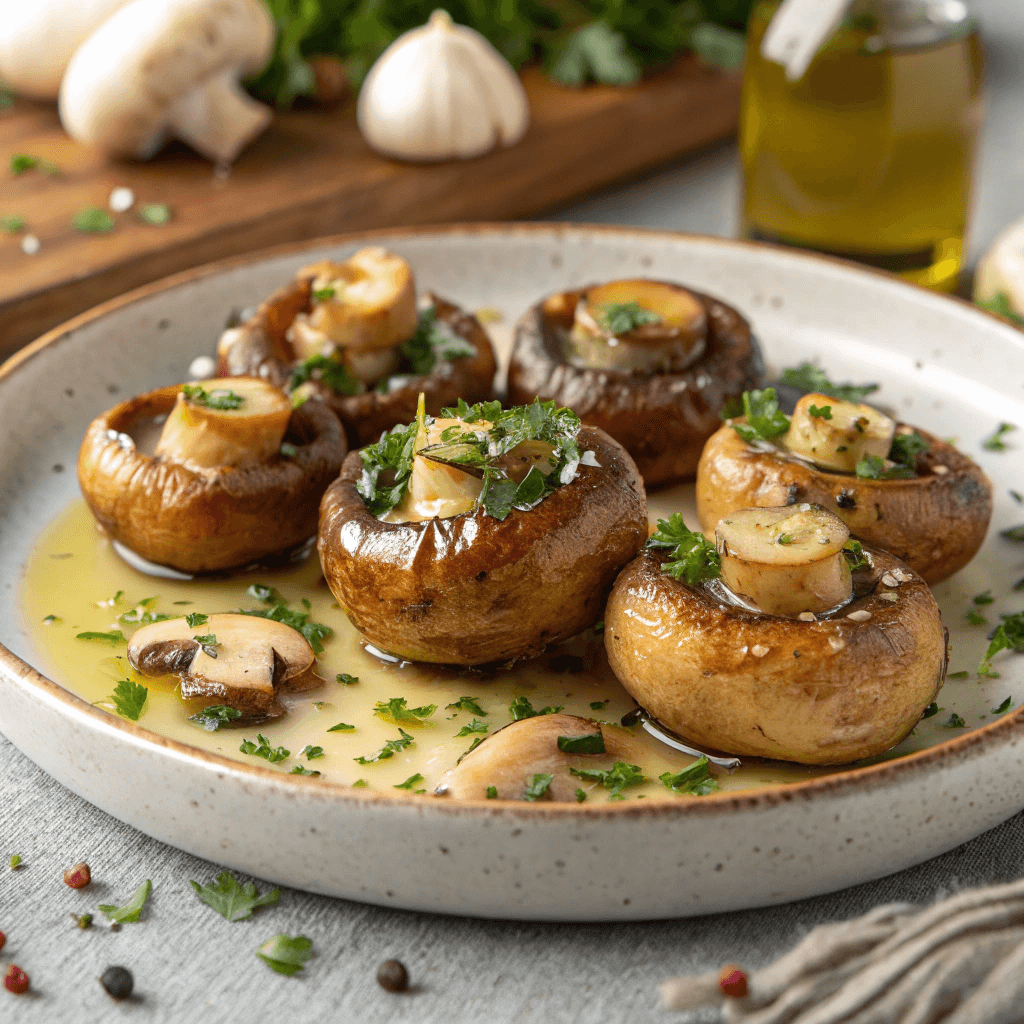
[975,217,1024,320]
[357,9,530,162]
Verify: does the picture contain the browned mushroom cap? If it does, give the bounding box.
[78,384,346,573]
[128,613,322,720]
[217,272,497,448]
[435,714,640,801]
[605,546,947,766]
[696,423,992,584]
[507,282,765,486]
[318,425,647,665]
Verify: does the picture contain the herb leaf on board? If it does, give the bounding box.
[190,872,280,922]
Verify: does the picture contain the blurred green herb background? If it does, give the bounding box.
[250,0,757,107]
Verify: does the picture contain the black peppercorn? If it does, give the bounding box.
[376,959,408,992]
[100,966,134,1000]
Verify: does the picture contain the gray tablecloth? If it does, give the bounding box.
[4,1,1024,1019]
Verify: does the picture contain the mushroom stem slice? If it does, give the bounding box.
[154,377,292,468]
[715,504,853,618]
[164,68,272,164]
[127,613,322,719]
[567,279,708,373]
[784,393,896,473]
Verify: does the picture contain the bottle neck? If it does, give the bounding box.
[850,0,975,49]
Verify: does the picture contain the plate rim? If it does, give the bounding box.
[3,219,1022,819]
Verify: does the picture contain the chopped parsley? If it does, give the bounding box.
[974,591,995,606]
[983,422,1016,452]
[336,673,358,685]
[41,614,60,624]
[993,697,1014,715]
[99,879,152,924]
[280,442,298,458]
[808,404,832,420]
[446,696,487,716]
[356,419,419,518]
[327,722,355,732]
[777,533,794,545]
[524,773,554,801]
[138,203,172,226]
[247,583,277,603]
[352,779,368,787]
[9,854,22,869]
[301,745,325,760]
[107,679,148,721]
[1,215,25,233]
[508,696,564,721]
[193,633,219,658]
[947,671,969,680]
[589,700,608,711]
[189,705,242,731]
[119,596,171,626]
[186,612,209,628]
[354,729,414,765]
[182,384,244,410]
[72,207,114,233]
[556,732,605,754]
[659,755,718,796]
[1002,525,1024,542]
[570,761,646,799]
[595,301,661,335]
[730,388,791,444]
[966,610,988,626]
[239,734,290,763]
[486,786,498,799]
[190,872,280,921]
[394,774,424,790]
[76,630,126,645]
[400,307,476,375]
[646,512,720,585]
[11,154,59,176]
[944,713,966,728]
[575,788,587,802]
[855,454,915,481]
[373,697,437,724]
[977,291,1024,327]
[288,354,361,397]
[240,603,332,655]
[922,702,940,719]
[889,430,930,471]
[257,934,313,976]
[779,362,879,402]
[456,719,489,738]
[979,611,1024,677]
[290,765,321,776]
[312,286,336,301]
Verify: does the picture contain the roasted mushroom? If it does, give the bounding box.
[216,246,497,447]
[318,397,648,665]
[127,613,323,720]
[696,389,993,584]
[78,377,345,573]
[605,505,947,765]
[506,278,765,486]
[435,714,646,801]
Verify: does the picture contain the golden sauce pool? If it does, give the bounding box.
[21,496,843,801]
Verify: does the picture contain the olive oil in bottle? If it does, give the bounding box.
[740,0,984,291]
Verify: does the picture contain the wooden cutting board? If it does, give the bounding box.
[0,58,741,357]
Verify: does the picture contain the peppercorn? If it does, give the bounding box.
[376,958,408,992]
[718,964,748,998]
[100,966,134,1001]
[4,965,29,995]
[64,862,91,889]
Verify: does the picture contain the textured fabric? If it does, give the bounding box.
[4,731,1024,1024]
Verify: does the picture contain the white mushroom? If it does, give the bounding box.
[58,0,275,163]
[127,613,323,719]
[0,0,132,100]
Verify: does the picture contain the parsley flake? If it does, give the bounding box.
[352,779,368,787]
[72,207,114,233]
[646,512,720,585]
[42,614,60,624]
[9,854,22,869]
[290,765,321,776]
[570,761,645,799]
[984,422,1016,452]
[373,697,437,724]
[446,696,487,716]
[240,603,332,655]
[1002,525,1024,543]
[967,610,988,626]
[247,583,277,603]
[944,713,966,728]
[729,388,791,444]
[76,630,126,645]
[182,384,244,410]
[889,430,929,470]
[186,612,209,628]
[327,722,355,732]
[524,773,554,801]
[779,362,879,402]
[508,696,564,721]
[400,307,476,375]
[239,734,290,763]
[288,354,361,397]
[190,872,279,922]
[993,697,1014,715]
[336,673,358,685]
[855,454,916,480]
[843,539,869,571]
[922,702,940,719]
[808,404,832,420]
[974,591,995,606]
[556,732,605,754]
[394,773,424,790]
[575,788,587,802]
[11,154,59,176]
[486,786,498,799]
[98,879,152,924]
[354,729,414,765]
[301,745,325,760]
[659,755,718,796]
[189,705,242,731]
[979,611,1024,676]
[257,934,313,976]
[589,700,608,711]
[138,203,171,226]
[456,719,489,737]
[947,671,970,680]
[595,301,661,335]
[107,679,148,721]
[193,633,219,658]
[1,215,25,233]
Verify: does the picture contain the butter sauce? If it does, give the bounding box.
[22,495,852,800]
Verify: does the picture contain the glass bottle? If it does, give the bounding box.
[739,0,984,292]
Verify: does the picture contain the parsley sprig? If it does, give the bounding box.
[979,611,1024,677]
[646,513,721,585]
[729,389,791,444]
[190,705,242,731]
[354,729,414,765]
[400,307,476,375]
[595,301,661,335]
[99,879,152,924]
[780,362,879,402]
[660,756,718,795]
[373,697,437,724]
[182,384,244,410]
[509,696,564,721]
[191,872,280,921]
[239,735,290,763]
[106,679,148,722]
[288,354,361,397]
[570,761,646,800]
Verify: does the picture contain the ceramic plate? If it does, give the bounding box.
[2,224,1023,922]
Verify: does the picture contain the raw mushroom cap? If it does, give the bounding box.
[127,613,322,719]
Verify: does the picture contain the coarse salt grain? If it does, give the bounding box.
[21,234,40,255]
[109,187,135,213]
[797,611,816,621]
[847,609,872,621]
[751,644,770,658]
[892,568,914,582]
[881,573,899,587]
[933,464,949,475]
[828,635,846,651]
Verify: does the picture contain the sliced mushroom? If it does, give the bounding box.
[697,421,992,584]
[78,384,346,573]
[128,613,323,720]
[605,545,947,765]
[435,714,638,801]
[154,377,292,468]
[783,393,896,473]
[508,281,765,486]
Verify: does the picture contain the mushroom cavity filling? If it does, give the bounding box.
[78,377,346,573]
[216,247,497,448]
[697,388,993,584]
[318,397,648,665]
[606,506,947,765]
[506,278,765,486]
[128,613,323,722]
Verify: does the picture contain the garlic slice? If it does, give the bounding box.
[783,392,895,473]
[357,9,530,162]
[715,504,853,618]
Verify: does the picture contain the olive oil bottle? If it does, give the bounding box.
[740,0,984,291]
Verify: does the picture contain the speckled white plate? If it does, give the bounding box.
[2,224,1024,921]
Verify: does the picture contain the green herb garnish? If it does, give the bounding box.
[557,732,605,754]
[730,388,791,444]
[99,879,152,924]
[944,713,966,728]
[983,422,1016,452]
[508,696,564,721]
[42,614,60,625]
[589,700,608,711]
[301,745,325,760]
[336,673,358,685]
[76,630,126,645]
[240,603,332,655]
[138,203,172,226]
[659,755,718,796]
[182,383,244,410]
[257,934,313,976]
[922,702,940,719]
[947,671,969,680]
[190,872,279,921]
[106,679,148,721]
[394,773,424,790]
[456,719,489,738]
[808,404,832,420]
[595,301,661,335]
[239,734,290,763]
[570,761,646,799]
[780,362,879,402]
[646,512,720,585]
[979,611,1024,677]
[1,215,25,233]
[373,697,437,724]
[855,454,915,480]
[400,306,476,375]
[352,779,368,787]
[11,154,59,176]
[72,207,114,233]
[486,786,498,799]
[312,286,336,301]
[193,633,219,659]
[327,722,355,732]
[1002,525,1024,542]
[966,610,987,626]
[993,697,1014,715]
[185,612,209,628]
[288,353,361,397]
[354,729,414,765]
[524,773,554,801]
[446,696,487,716]
[9,854,22,869]
[190,705,242,731]
[889,430,929,471]
[977,292,1024,328]
[291,765,321,776]
[247,583,277,603]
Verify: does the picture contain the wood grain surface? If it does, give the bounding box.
[0,59,740,357]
